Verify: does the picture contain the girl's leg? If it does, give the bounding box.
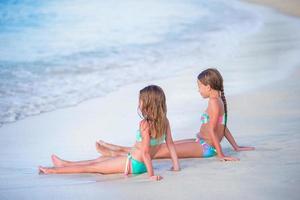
[95,142,129,157]
[51,154,113,167]
[97,140,132,152]
[154,141,203,159]
[96,139,202,159]
[40,156,127,174]
[96,139,196,155]
[174,139,196,144]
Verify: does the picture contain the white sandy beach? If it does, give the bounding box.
[0,1,300,200]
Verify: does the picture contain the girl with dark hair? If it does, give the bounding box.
[96,68,254,161]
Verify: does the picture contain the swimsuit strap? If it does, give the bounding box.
[124,153,132,176]
[195,138,207,146]
[136,130,165,146]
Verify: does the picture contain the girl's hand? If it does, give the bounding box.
[218,156,240,162]
[150,175,163,181]
[235,146,255,152]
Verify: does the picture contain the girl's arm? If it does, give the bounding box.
[165,119,180,171]
[140,121,162,181]
[207,99,239,161]
[225,127,255,151]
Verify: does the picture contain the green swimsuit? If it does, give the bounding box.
[124,130,165,175]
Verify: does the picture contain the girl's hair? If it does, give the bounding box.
[139,85,168,139]
[197,68,227,131]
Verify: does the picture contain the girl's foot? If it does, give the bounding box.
[51,154,67,167]
[97,140,121,151]
[39,166,55,174]
[95,142,116,156]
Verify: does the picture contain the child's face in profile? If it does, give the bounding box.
[197,80,210,98]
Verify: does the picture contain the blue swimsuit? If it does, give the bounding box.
[196,138,217,158]
[196,112,226,158]
[124,130,165,175]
